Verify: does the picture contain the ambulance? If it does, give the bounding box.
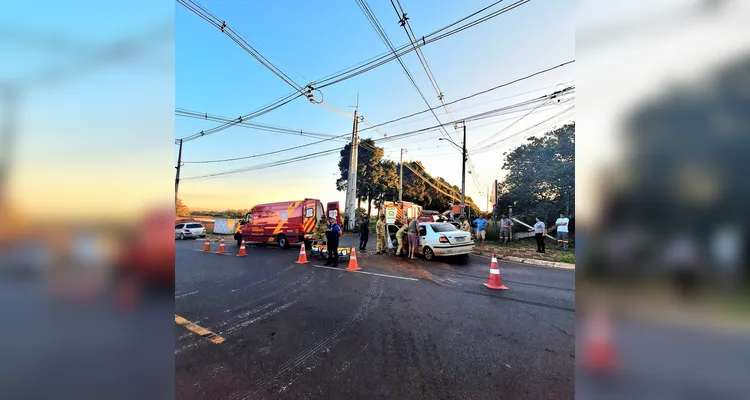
[233,200,349,256]
[377,201,423,250]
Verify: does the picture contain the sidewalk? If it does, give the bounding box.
[471,241,575,269]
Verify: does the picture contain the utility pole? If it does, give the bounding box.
[175,139,183,204]
[345,97,360,232]
[461,122,467,216]
[399,148,405,202]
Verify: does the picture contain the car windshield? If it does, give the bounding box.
[430,223,459,233]
[186,224,203,229]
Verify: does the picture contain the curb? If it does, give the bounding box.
[471,252,575,270]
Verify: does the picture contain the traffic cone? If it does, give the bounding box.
[295,243,309,264]
[236,240,247,257]
[216,239,225,254]
[346,247,361,271]
[583,304,618,375]
[202,239,211,252]
[484,254,508,290]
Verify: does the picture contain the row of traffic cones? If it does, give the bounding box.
[202,238,247,257]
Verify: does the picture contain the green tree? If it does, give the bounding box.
[337,138,385,214]
[500,122,575,225]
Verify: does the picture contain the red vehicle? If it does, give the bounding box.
[234,199,340,248]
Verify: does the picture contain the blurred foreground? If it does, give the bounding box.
[578,0,750,398]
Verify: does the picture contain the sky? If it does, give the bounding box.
[175,0,576,213]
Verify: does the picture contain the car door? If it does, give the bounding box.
[417,225,428,253]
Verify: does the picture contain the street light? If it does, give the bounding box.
[438,122,467,215]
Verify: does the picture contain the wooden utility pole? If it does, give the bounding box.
[175,139,183,204]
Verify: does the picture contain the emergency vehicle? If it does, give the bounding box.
[377,201,423,251]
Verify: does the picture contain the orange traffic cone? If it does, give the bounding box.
[583,304,618,375]
[202,239,211,252]
[236,240,247,257]
[484,254,508,290]
[346,247,361,271]
[216,239,225,254]
[295,243,309,264]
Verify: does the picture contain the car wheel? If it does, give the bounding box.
[179,233,185,240]
[423,246,435,261]
[278,235,288,249]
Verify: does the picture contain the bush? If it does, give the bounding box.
[555,254,575,264]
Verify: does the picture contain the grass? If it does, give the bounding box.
[473,238,575,264]
[555,254,576,264]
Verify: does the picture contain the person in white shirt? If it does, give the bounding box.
[533,217,546,253]
[555,213,570,251]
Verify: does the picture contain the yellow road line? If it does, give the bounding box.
[175,314,225,344]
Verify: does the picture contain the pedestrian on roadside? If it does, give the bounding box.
[407,216,419,260]
[324,216,342,267]
[395,221,408,257]
[359,217,370,251]
[532,217,546,253]
[473,214,489,247]
[499,214,514,245]
[555,213,570,251]
[376,214,387,254]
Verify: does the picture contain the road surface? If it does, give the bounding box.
[175,238,575,399]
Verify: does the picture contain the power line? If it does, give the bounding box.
[177,0,304,93]
[359,60,574,133]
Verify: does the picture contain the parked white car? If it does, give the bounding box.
[413,222,473,260]
[175,222,207,240]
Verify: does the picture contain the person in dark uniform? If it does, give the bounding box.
[324,216,342,267]
[359,216,370,251]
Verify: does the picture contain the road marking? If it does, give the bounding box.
[311,264,418,281]
[175,291,199,299]
[175,314,225,344]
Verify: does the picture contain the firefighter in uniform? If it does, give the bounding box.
[460,216,471,233]
[315,217,327,245]
[376,214,387,254]
[395,222,408,257]
[314,216,328,260]
[324,216,342,267]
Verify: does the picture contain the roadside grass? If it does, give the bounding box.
[472,238,575,264]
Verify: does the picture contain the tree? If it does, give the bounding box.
[500,122,575,226]
[176,198,190,217]
[337,138,385,214]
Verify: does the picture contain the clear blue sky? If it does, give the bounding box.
[176,0,575,211]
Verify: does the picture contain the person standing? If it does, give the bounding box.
[499,214,514,245]
[324,217,342,267]
[375,214,387,254]
[359,217,370,251]
[533,217,546,253]
[407,217,419,260]
[473,214,489,247]
[460,216,471,233]
[555,213,570,251]
[395,221,408,257]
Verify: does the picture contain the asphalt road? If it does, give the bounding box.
[175,238,575,399]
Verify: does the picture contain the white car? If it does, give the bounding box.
[413,222,473,260]
[175,222,207,240]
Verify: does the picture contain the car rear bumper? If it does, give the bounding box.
[430,243,474,256]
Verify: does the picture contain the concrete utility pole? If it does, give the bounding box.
[399,148,405,202]
[345,107,360,231]
[175,138,183,204]
[461,123,467,215]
